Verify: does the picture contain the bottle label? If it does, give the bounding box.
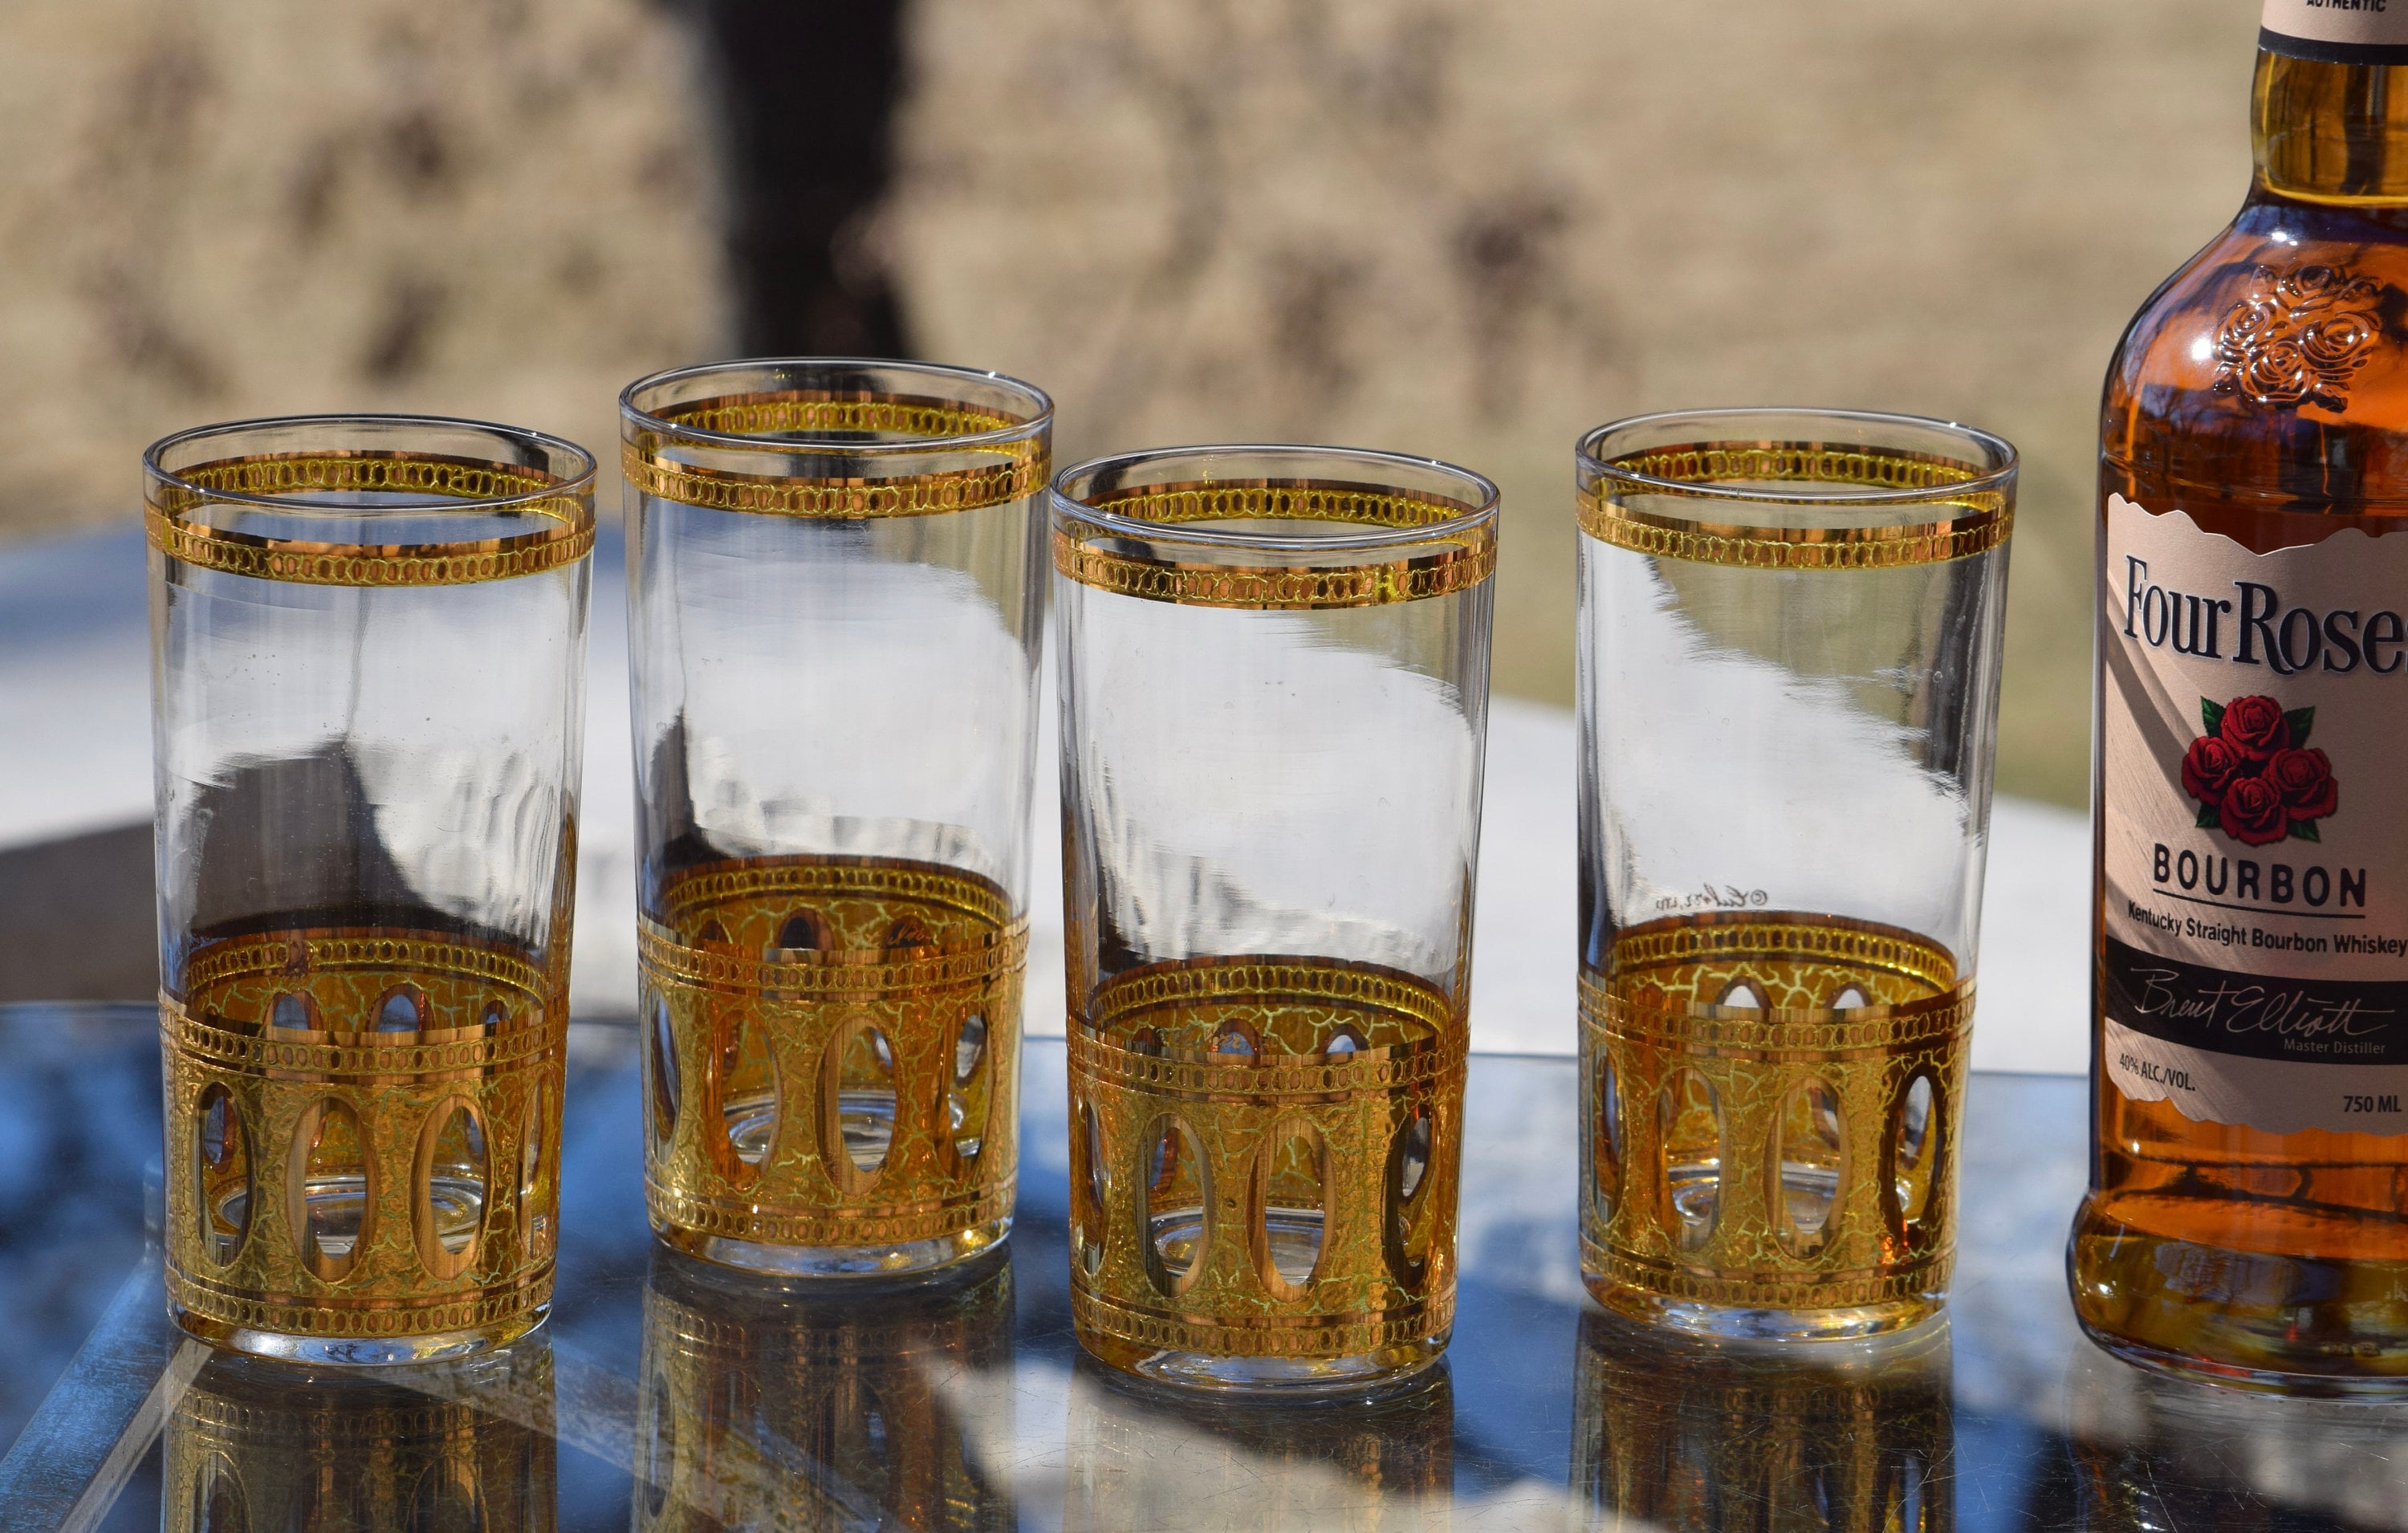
[2262,0,2408,63]
[2102,494,2408,1136]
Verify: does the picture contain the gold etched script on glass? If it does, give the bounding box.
[638,856,1025,1254]
[1067,958,1465,1368]
[161,930,566,1348]
[1580,914,1969,1324]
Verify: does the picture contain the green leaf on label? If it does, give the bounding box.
[2285,706,2314,746]
[2201,697,2225,737]
[2196,800,2223,829]
[2292,818,2322,844]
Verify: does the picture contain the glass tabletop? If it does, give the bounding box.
[0,1003,2402,1531]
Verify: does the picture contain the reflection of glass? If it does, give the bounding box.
[633,1245,1015,1530]
[1052,445,1499,1393]
[148,415,594,1364]
[1576,410,2015,1341]
[623,360,1051,1279]
[1572,1307,1950,1531]
[165,1343,556,1530]
[1065,1353,1451,1531]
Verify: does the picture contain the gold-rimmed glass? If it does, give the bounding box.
[621,358,1051,1279]
[148,413,595,1364]
[1576,408,2015,1341]
[1052,444,1499,1392]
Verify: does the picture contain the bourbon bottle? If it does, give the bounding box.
[2073,1,2408,1391]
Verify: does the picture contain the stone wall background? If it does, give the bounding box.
[1,0,2269,806]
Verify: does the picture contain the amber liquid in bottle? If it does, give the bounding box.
[2073,51,2408,1391]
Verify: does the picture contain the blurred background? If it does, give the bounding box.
[0,0,2264,1002]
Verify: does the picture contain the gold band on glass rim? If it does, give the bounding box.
[1579,441,2011,570]
[624,388,1047,518]
[145,450,594,588]
[1052,478,1496,609]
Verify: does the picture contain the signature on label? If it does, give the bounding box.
[1656,882,1770,913]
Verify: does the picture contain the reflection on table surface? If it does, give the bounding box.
[2,1004,2408,1530]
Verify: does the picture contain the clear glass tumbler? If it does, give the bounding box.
[1576,408,2015,1341]
[1053,445,1499,1392]
[622,359,1051,1279]
[148,414,594,1364]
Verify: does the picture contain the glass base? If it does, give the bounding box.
[651,1212,1011,1280]
[169,1300,545,1366]
[2079,1322,2408,1400]
[1585,1277,1942,1342]
[1077,1326,1450,1398]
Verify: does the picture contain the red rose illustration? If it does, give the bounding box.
[2185,694,2335,844]
[2219,772,2292,846]
[2219,694,2291,762]
[2180,734,2246,806]
[2265,746,2340,821]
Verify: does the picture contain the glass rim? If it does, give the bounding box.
[619,356,1055,455]
[142,412,598,514]
[1576,406,2018,509]
[1049,441,1501,555]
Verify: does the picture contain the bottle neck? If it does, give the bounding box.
[2255,51,2408,205]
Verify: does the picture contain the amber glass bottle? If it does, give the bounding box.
[2074,6,2408,1393]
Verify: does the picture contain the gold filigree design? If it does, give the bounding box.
[1054,478,1496,610]
[1068,956,1466,1364]
[641,856,1024,1253]
[1579,913,1970,1317]
[161,929,566,1346]
[146,450,593,587]
[165,1348,555,1532]
[1579,441,2011,569]
[637,1253,1012,1530]
[2213,262,2385,410]
[623,388,1047,518]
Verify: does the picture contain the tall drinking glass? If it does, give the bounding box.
[1576,408,2015,1341]
[622,360,1051,1278]
[1053,445,1498,1392]
[148,414,594,1364]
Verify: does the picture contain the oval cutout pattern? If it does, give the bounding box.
[820,1017,897,1190]
[375,986,425,1033]
[521,1080,554,1259]
[1385,1104,1436,1286]
[291,1099,372,1283]
[192,1454,247,1531]
[1592,1057,1622,1225]
[719,1009,779,1173]
[1256,1120,1327,1299]
[1892,1073,1939,1231]
[950,1013,989,1165]
[774,909,830,952]
[1715,978,1767,1011]
[1076,1097,1108,1275]
[1774,1076,1845,1258]
[1143,1114,1210,1297]
[193,1082,250,1267]
[270,992,319,1031]
[415,1098,489,1279]
[1658,1070,1723,1254]
[648,990,680,1149]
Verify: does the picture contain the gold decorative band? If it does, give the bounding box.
[1578,912,1967,1320]
[641,855,1023,1254]
[1580,441,2011,569]
[1053,478,1495,609]
[146,450,593,587]
[161,926,565,1345]
[1068,955,1465,1364]
[624,388,1047,518]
